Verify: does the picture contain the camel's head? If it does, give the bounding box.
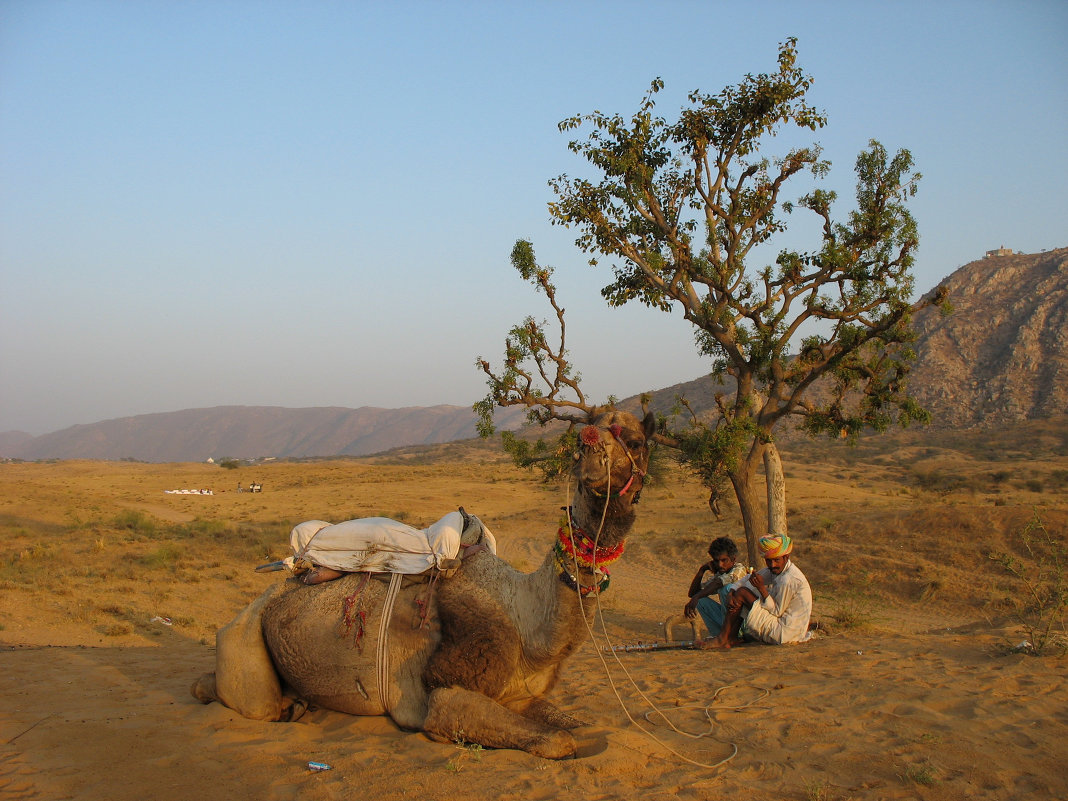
[573,408,656,504]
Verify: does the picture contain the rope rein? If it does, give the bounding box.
[377,572,403,712]
[563,433,742,771]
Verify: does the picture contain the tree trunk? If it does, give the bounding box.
[764,443,787,537]
[730,444,767,568]
[730,440,788,568]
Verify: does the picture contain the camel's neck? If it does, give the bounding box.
[503,526,622,664]
[509,549,600,664]
[505,492,638,666]
[568,489,637,548]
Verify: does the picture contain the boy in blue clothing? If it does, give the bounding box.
[683,536,749,638]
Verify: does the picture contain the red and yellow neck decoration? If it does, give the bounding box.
[553,517,625,596]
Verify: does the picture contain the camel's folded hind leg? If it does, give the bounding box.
[191,583,299,721]
[423,687,576,759]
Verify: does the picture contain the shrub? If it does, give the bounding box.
[988,510,1067,656]
[112,509,158,537]
[142,544,183,569]
[830,601,869,630]
[902,762,938,786]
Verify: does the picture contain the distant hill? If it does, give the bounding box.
[3,248,1064,462]
[1,405,529,463]
[0,430,34,454]
[616,247,1068,431]
[908,247,1068,427]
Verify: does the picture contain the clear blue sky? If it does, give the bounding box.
[2,0,1065,435]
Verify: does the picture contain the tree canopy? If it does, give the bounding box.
[477,39,947,564]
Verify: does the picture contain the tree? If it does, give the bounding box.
[477,40,948,566]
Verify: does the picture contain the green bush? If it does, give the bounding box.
[142,544,183,569]
[112,509,157,537]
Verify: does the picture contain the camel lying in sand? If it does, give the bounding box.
[191,408,656,758]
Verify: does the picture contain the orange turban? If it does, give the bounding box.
[758,534,793,558]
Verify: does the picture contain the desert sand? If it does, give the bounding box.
[2,435,1066,800]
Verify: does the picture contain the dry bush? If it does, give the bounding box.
[988,510,1067,656]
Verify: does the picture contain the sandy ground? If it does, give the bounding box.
[3,623,1064,801]
[1,456,1066,800]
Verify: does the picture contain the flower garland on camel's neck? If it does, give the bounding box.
[553,511,625,597]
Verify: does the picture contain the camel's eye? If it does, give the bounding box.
[627,439,643,452]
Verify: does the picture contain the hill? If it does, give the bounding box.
[1,405,528,463]
[3,247,1065,461]
[909,247,1068,426]
[621,247,1068,431]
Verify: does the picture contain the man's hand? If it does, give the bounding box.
[727,591,742,613]
[749,572,768,599]
[684,599,698,619]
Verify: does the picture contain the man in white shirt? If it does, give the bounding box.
[697,534,812,649]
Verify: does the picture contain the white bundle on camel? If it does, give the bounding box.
[277,510,496,577]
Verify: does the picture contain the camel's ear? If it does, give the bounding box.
[585,405,607,423]
[641,411,656,442]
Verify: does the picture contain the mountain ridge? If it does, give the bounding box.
[4,248,1065,462]
[2,404,530,463]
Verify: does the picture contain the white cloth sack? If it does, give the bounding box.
[284,511,496,575]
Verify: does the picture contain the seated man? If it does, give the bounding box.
[683,536,749,639]
[698,533,812,649]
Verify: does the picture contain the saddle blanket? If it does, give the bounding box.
[284,511,496,575]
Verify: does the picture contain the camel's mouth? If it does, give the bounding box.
[577,459,645,500]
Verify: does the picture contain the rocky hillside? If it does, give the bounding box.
[616,248,1068,431]
[909,247,1068,427]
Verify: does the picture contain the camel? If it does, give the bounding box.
[191,408,656,759]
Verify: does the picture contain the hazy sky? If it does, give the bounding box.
[2,1,1065,435]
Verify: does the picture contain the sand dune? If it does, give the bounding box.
[1,453,1065,799]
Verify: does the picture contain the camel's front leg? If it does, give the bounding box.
[521,697,587,730]
[423,687,576,759]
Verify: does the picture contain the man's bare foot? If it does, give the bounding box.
[303,567,344,585]
[694,638,731,650]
